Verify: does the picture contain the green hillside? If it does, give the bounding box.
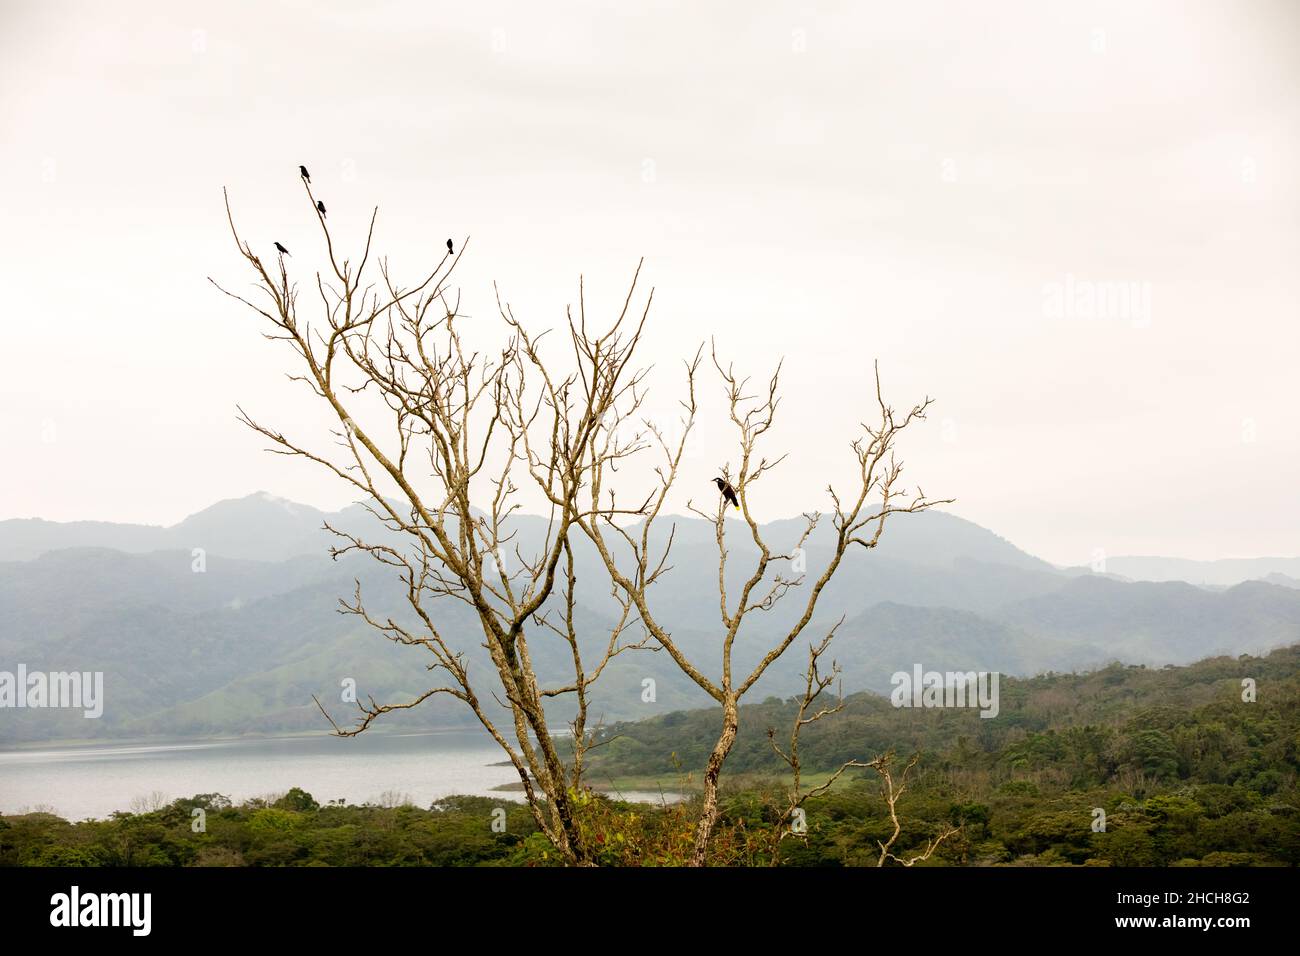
[4,646,1297,866]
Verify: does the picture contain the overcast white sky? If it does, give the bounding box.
[1,0,1297,566]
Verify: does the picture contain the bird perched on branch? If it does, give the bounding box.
[446,238,455,255]
[316,200,326,217]
[274,242,290,256]
[713,477,739,510]
[299,165,311,183]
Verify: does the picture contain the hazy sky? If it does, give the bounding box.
[1,0,1297,566]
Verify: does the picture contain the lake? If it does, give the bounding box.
[0,731,675,820]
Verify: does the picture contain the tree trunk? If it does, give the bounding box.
[690,696,739,866]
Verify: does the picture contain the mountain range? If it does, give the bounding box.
[1,492,1297,744]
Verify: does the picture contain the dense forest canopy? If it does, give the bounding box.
[4,646,1296,866]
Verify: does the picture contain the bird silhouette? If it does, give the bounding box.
[299,165,311,183]
[274,242,290,256]
[316,200,326,217]
[712,477,739,510]
[446,239,454,255]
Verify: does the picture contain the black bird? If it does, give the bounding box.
[446,238,454,255]
[299,165,311,183]
[274,241,290,256]
[712,477,739,510]
[316,200,327,217]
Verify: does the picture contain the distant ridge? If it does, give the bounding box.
[3,493,1300,744]
[1103,555,1300,587]
[0,492,1051,570]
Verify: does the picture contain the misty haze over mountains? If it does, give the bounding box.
[2,492,1297,745]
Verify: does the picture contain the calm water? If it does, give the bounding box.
[0,731,679,820]
[0,731,527,820]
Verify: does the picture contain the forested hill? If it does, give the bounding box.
[5,646,1296,867]
[587,644,1300,792]
[4,493,1300,744]
[7,496,1300,743]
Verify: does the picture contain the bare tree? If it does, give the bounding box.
[128,790,169,815]
[213,177,948,867]
[764,626,866,862]
[867,751,960,867]
[212,180,657,864]
[765,640,959,867]
[573,345,950,864]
